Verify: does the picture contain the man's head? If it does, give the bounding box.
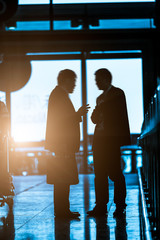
[57,69,77,93]
[94,68,112,91]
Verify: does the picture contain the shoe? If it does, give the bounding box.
[87,206,107,217]
[55,210,80,219]
[113,204,126,218]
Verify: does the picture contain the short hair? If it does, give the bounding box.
[95,68,112,84]
[57,69,77,86]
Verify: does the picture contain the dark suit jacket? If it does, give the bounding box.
[45,85,81,154]
[91,86,131,150]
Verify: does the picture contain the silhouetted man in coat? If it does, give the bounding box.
[87,68,130,218]
[45,69,89,218]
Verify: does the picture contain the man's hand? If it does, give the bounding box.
[77,104,90,117]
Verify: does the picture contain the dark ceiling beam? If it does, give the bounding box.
[0,29,157,55]
[24,52,142,61]
[7,2,155,22]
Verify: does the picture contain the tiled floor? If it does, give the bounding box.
[0,174,140,240]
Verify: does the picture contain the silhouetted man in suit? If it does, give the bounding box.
[87,68,130,218]
[45,69,89,219]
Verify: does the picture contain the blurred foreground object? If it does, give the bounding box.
[0,100,14,208]
[0,0,18,23]
[0,56,31,92]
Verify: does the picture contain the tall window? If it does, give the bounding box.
[11,60,81,142]
[86,58,143,135]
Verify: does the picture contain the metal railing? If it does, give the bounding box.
[138,85,160,238]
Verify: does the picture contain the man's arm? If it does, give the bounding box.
[91,101,104,124]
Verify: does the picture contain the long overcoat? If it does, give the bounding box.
[45,86,81,185]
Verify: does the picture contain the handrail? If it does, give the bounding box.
[138,168,153,240]
[139,84,160,238]
[139,85,160,138]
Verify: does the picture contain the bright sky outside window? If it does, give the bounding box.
[11,60,81,142]
[86,58,143,135]
[53,0,155,3]
[0,92,6,104]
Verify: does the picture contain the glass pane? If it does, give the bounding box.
[86,58,143,135]
[53,21,82,30]
[27,52,81,55]
[90,19,155,29]
[6,21,50,31]
[90,50,142,53]
[19,0,49,4]
[11,60,81,142]
[53,0,155,3]
[19,0,155,4]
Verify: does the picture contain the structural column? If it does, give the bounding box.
[81,52,88,173]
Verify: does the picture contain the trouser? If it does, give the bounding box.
[93,144,126,208]
[54,183,70,214]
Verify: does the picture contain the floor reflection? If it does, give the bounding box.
[94,216,110,240]
[0,174,140,239]
[55,217,70,240]
[115,214,127,240]
[89,214,127,240]
[55,217,80,240]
